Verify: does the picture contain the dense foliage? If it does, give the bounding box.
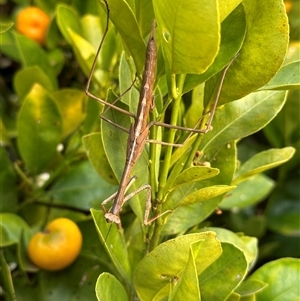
[1,0,299,300]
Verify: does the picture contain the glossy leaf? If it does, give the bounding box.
[49,161,117,210]
[162,142,237,235]
[81,14,103,49]
[99,0,146,74]
[91,209,132,286]
[183,3,246,93]
[233,147,295,185]
[95,273,128,301]
[153,0,219,74]
[134,232,222,301]
[56,5,101,79]
[221,174,275,209]
[177,185,235,208]
[83,132,118,185]
[168,241,201,301]
[259,61,300,90]
[17,84,62,173]
[249,258,300,301]
[68,28,97,78]
[219,0,289,103]
[199,243,248,301]
[56,4,82,45]
[218,0,243,22]
[235,279,268,297]
[53,89,87,139]
[201,90,287,152]
[14,66,55,101]
[169,166,220,191]
[199,227,258,269]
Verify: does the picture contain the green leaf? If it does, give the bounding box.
[162,142,237,235]
[83,132,118,185]
[218,0,243,22]
[153,0,219,74]
[0,213,34,272]
[221,174,275,209]
[49,161,117,210]
[169,166,220,190]
[134,232,222,301]
[95,273,128,301]
[183,3,246,93]
[219,0,289,103]
[46,48,65,76]
[226,292,241,301]
[0,147,17,213]
[13,66,56,101]
[262,90,300,173]
[119,52,139,109]
[81,14,103,50]
[169,241,201,301]
[201,90,287,152]
[134,0,155,38]
[162,185,235,235]
[68,28,97,78]
[91,209,133,286]
[13,31,58,90]
[265,177,300,236]
[101,0,146,74]
[0,29,20,62]
[249,258,300,301]
[53,89,87,138]
[56,4,103,79]
[17,84,62,173]
[233,147,295,185]
[235,279,268,297]
[199,243,248,301]
[56,4,82,45]
[229,211,267,239]
[0,213,31,247]
[0,251,16,301]
[0,21,14,33]
[259,61,300,91]
[200,227,258,269]
[33,250,101,301]
[180,185,236,207]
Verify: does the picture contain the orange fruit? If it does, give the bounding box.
[284,1,292,13]
[28,218,82,271]
[16,7,50,45]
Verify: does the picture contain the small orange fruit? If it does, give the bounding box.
[28,218,82,271]
[284,1,292,13]
[16,6,50,45]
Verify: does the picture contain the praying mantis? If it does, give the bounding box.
[85,0,238,228]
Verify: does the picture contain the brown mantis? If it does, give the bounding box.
[86,0,237,227]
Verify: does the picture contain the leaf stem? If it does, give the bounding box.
[150,73,186,250]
